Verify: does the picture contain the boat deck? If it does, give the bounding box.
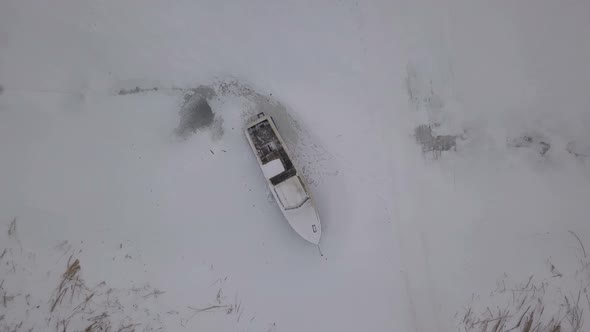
[247,118,296,185]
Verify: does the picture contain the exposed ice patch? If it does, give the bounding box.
[414,124,459,158]
[177,98,214,134]
[117,86,158,95]
[405,64,445,113]
[508,134,551,156]
[188,85,217,101]
[566,141,590,158]
[176,85,223,140]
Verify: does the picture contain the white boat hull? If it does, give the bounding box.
[245,113,321,244]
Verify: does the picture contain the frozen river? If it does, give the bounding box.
[1,1,590,331]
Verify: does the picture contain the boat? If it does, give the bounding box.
[245,113,321,244]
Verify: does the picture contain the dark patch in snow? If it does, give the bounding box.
[405,64,444,111]
[117,86,158,95]
[508,135,551,156]
[7,217,16,238]
[414,124,459,157]
[211,116,225,140]
[0,84,3,95]
[188,85,216,101]
[566,141,589,158]
[539,141,550,155]
[216,80,302,147]
[172,79,335,187]
[176,85,223,139]
[176,97,215,136]
[218,80,256,99]
[546,259,562,278]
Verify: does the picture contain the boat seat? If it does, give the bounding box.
[273,176,309,210]
[261,159,285,179]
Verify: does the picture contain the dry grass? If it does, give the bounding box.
[51,258,82,313]
[459,233,590,332]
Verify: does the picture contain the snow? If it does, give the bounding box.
[260,159,285,180]
[274,177,308,210]
[1,0,590,331]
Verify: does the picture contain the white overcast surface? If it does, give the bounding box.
[1,1,590,331]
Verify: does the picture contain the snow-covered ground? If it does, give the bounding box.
[1,1,590,331]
